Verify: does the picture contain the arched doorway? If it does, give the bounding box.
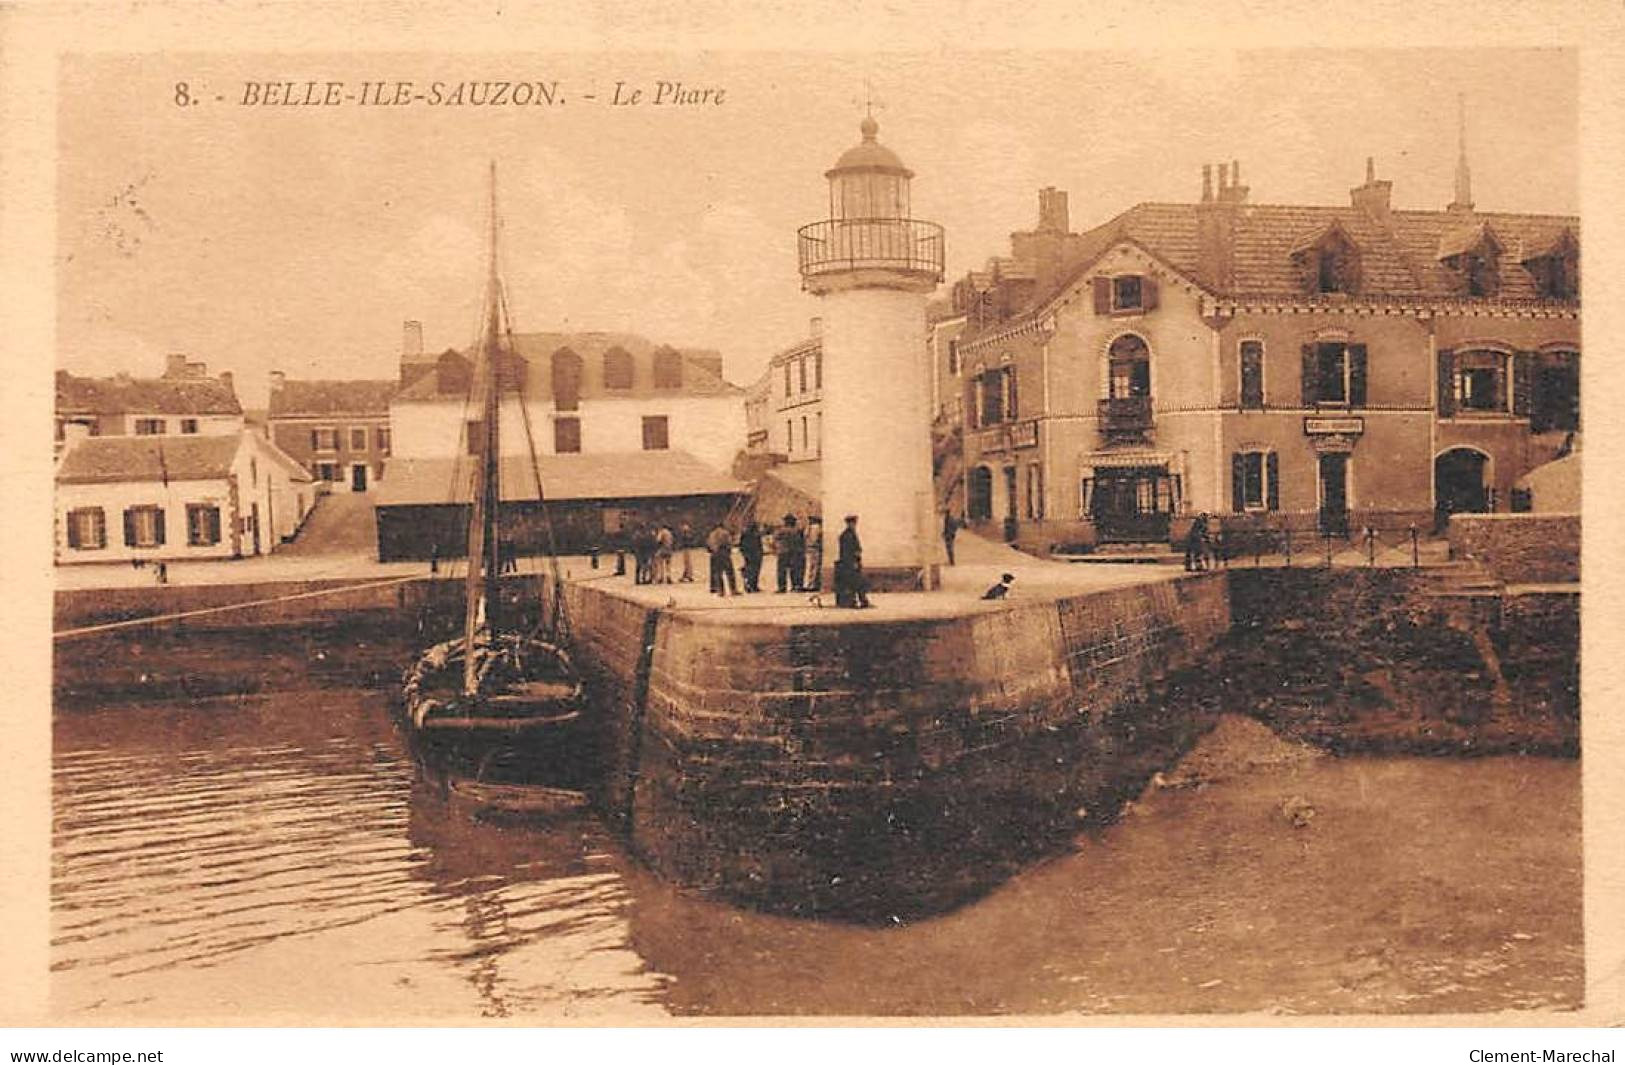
[1435,447,1490,528]
[967,465,993,521]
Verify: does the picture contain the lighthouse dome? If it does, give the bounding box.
[827,116,913,178]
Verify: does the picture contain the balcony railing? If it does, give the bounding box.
[798,217,945,280]
[1098,395,1153,437]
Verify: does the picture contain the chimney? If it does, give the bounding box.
[1037,187,1069,233]
[1218,159,1249,204]
[1197,160,1239,290]
[403,320,424,359]
[1350,155,1393,226]
[164,353,188,378]
[270,370,286,393]
[218,370,235,396]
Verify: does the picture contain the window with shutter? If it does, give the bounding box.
[1437,349,1456,417]
[1231,453,1246,513]
[1141,276,1159,311]
[1348,344,1368,407]
[1266,452,1280,511]
[1512,352,1532,417]
[1301,345,1318,407]
[66,510,82,549]
[187,504,222,546]
[124,505,165,548]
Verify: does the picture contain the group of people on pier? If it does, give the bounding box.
[690,512,871,608]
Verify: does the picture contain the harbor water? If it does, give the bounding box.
[52,689,1582,1020]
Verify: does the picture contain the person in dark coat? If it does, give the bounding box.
[834,514,872,608]
[632,524,656,585]
[775,514,805,593]
[1183,512,1210,572]
[706,523,737,596]
[739,521,765,593]
[942,511,961,565]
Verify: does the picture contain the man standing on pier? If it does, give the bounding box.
[775,514,805,593]
[678,521,696,582]
[706,522,737,596]
[834,514,871,609]
[804,515,824,592]
[942,510,961,566]
[739,520,765,593]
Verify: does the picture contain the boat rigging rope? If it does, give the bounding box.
[53,575,423,640]
[500,286,572,650]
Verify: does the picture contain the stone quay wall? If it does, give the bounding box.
[1219,568,1577,756]
[556,573,1231,920]
[1448,513,1581,584]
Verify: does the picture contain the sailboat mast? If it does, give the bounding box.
[462,160,505,695]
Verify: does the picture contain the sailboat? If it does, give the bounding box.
[399,162,588,796]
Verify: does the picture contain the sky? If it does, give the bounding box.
[56,48,1578,406]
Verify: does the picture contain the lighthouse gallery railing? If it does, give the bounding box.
[797,218,945,280]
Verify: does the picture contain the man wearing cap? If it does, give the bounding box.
[834,513,872,609]
[775,513,806,593]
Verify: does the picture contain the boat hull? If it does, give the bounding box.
[398,632,596,791]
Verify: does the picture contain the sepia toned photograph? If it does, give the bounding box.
[15,22,1614,1030]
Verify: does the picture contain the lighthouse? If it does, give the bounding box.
[797,116,945,589]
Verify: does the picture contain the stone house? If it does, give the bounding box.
[949,158,1578,551]
[55,429,315,564]
[55,354,243,447]
[267,374,398,492]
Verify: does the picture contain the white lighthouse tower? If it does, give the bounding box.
[798,115,945,589]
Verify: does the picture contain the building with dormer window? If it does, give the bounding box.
[946,141,1578,552]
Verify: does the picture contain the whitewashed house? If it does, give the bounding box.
[55,429,315,564]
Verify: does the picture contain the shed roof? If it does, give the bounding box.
[375,450,744,506]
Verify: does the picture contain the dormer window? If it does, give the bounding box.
[602,346,635,390]
[1438,223,1503,298]
[1520,230,1579,301]
[1292,224,1361,296]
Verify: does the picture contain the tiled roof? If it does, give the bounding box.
[375,450,744,506]
[55,371,242,416]
[393,332,741,403]
[56,434,241,485]
[268,379,397,417]
[1037,201,1578,306]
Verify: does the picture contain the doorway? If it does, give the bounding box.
[250,502,262,555]
[351,463,369,492]
[1434,447,1490,529]
[1317,453,1350,537]
[1088,466,1175,543]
